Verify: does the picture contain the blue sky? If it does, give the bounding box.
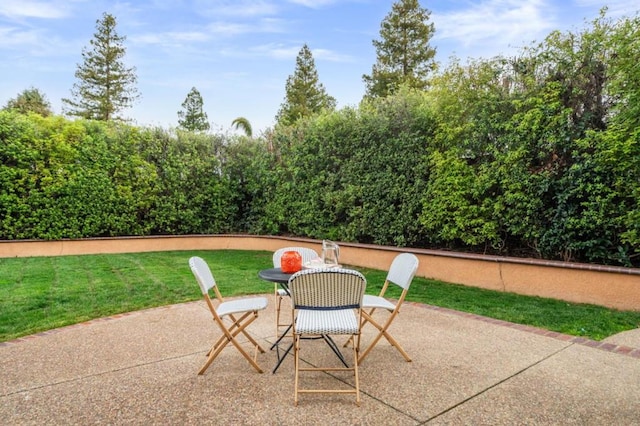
[0,1,637,134]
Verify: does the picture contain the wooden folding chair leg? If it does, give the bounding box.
[199,314,264,374]
[227,326,264,374]
[208,312,265,356]
[199,336,232,375]
[208,312,250,354]
[294,334,300,406]
[354,332,361,406]
[294,333,361,406]
[343,308,375,348]
[229,313,266,353]
[358,311,411,364]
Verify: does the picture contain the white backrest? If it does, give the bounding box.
[272,247,319,267]
[289,268,366,309]
[189,256,216,295]
[386,253,419,290]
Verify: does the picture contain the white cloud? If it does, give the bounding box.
[287,0,339,8]
[0,0,70,19]
[0,26,40,47]
[207,18,286,36]
[246,43,352,62]
[0,25,77,57]
[208,21,256,36]
[195,0,279,18]
[251,43,300,59]
[132,31,211,45]
[312,48,353,62]
[574,0,639,18]
[132,16,287,48]
[208,18,287,35]
[257,17,288,33]
[434,0,556,48]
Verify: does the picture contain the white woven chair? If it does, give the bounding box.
[272,247,320,337]
[189,256,268,374]
[288,268,366,406]
[356,253,419,364]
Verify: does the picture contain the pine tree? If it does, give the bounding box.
[177,87,210,132]
[62,12,140,121]
[275,44,336,125]
[363,0,437,99]
[3,87,52,116]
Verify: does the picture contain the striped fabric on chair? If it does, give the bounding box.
[288,268,366,406]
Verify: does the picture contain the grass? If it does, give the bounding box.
[1,250,639,342]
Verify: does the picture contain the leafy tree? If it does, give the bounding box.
[3,87,53,116]
[177,87,210,132]
[275,44,336,125]
[363,0,437,99]
[231,117,252,137]
[62,12,140,121]
[605,13,640,257]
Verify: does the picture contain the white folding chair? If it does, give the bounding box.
[355,253,419,364]
[189,256,268,374]
[289,268,366,406]
[272,247,320,337]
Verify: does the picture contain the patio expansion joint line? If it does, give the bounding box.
[0,350,204,398]
[357,389,423,423]
[421,344,572,424]
[298,356,423,423]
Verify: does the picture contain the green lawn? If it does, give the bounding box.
[1,250,638,342]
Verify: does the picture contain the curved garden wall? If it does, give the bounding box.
[1,235,638,311]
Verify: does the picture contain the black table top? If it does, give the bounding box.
[258,267,293,284]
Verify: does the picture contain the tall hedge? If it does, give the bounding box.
[0,112,236,239]
[1,12,638,266]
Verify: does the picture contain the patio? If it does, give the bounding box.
[1,293,639,424]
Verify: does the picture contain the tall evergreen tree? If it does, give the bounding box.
[177,87,210,132]
[275,44,336,125]
[62,12,140,121]
[363,0,437,99]
[3,87,52,116]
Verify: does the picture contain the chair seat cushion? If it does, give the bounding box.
[218,297,268,317]
[362,294,396,311]
[295,309,359,335]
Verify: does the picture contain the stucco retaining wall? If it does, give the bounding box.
[1,235,638,311]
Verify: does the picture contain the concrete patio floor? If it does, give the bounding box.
[1,294,639,425]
